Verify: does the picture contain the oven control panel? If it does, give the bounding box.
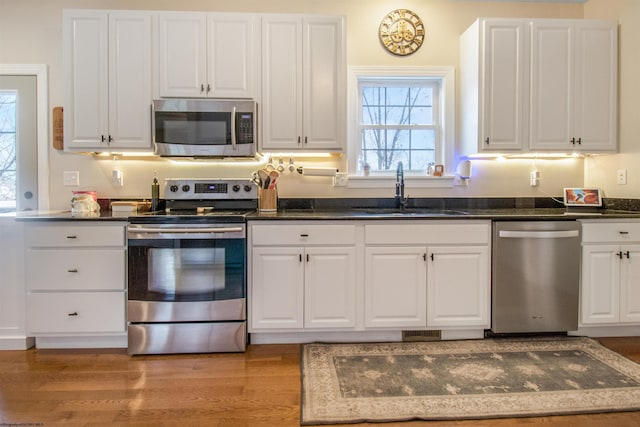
[165,179,257,200]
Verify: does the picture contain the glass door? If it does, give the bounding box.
[0,75,38,212]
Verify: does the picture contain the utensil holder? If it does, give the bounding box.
[258,188,278,212]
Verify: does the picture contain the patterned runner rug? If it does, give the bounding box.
[300,337,640,425]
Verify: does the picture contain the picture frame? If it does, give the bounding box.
[563,188,603,207]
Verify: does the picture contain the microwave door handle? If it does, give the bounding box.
[231,106,237,150]
[150,102,155,144]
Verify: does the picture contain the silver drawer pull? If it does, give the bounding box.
[67,269,78,273]
[68,312,78,316]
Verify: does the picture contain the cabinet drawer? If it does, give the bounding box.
[582,222,640,243]
[28,292,125,334]
[365,222,490,245]
[251,224,356,246]
[25,223,126,247]
[26,249,125,291]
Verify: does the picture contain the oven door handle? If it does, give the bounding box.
[130,226,244,234]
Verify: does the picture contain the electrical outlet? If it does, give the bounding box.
[63,171,80,186]
[333,172,348,187]
[112,169,124,186]
[617,169,627,185]
[530,171,540,187]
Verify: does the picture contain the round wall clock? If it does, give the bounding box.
[379,9,425,56]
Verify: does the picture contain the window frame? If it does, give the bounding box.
[347,66,455,188]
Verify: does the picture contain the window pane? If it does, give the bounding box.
[410,106,433,125]
[410,129,435,150]
[386,87,409,107]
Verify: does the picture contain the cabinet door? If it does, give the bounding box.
[530,20,617,152]
[620,245,640,323]
[480,19,528,151]
[530,20,573,151]
[302,16,344,151]
[572,21,617,151]
[207,14,258,98]
[251,247,304,330]
[364,247,427,328]
[63,10,109,149]
[261,16,303,150]
[304,247,356,328]
[157,13,207,97]
[427,246,489,328]
[108,11,152,149]
[581,245,620,324]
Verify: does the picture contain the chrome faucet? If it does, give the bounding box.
[395,162,407,210]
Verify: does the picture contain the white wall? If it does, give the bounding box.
[0,0,592,209]
[583,0,640,199]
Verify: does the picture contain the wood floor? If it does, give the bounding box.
[0,337,639,427]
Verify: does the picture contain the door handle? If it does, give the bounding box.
[499,230,579,239]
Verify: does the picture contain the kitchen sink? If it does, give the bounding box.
[356,208,469,216]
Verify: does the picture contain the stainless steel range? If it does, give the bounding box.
[127,178,257,355]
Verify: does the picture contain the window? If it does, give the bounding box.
[348,67,455,181]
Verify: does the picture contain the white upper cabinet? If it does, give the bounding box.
[63,10,152,151]
[261,15,345,152]
[530,20,617,152]
[460,19,529,153]
[460,18,617,155]
[156,12,258,99]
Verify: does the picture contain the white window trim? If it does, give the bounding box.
[347,66,455,188]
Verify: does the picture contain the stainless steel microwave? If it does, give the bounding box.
[152,99,257,157]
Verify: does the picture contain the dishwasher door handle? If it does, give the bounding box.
[499,230,579,239]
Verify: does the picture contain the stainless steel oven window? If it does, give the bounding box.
[128,237,246,303]
[148,247,226,294]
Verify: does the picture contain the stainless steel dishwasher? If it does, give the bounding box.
[492,221,581,334]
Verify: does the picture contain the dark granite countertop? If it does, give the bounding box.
[249,207,640,221]
[13,210,132,221]
[12,197,640,221]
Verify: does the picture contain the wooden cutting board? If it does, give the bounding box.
[52,106,63,150]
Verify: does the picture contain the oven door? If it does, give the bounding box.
[127,224,246,322]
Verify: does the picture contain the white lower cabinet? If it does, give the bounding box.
[427,246,489,327]
[24,222,127,345]
[364,221,491,330]
[364,247,427,328]
[580,221,640,325]
[249,220,491,338]
[250,223,356,330]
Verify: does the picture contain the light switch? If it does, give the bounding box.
[63,171,80,186]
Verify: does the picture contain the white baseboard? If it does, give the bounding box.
[0,336,35,350]
[570,325,640,338]
[35,334,127,349]
[249,329,485,345]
